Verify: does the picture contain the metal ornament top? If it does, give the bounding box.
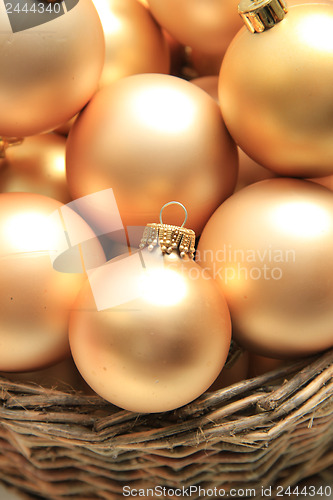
[238,0,288,33]
[139,202,196,259]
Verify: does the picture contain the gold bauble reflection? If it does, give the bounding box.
[66,74,238,236]
[92,0,169,88]
[219,3,333,178]
[0,0,105,137]
[0,192,105,372]
[197,178,333,359]
[69,252,231,413]
[147,0,243,54]
[0,134,71,203]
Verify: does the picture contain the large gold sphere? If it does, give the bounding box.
[219,3,333,177]
[66,73,238,235]
[197,178,333,358]
[0,192,105,372]
[0,0,105,137]
[69,251,231,413]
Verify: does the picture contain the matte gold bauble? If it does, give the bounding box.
[69,250,231,413]
[0,0,105,137]
[197,178,333,358]
[219,3,333,177]
[0,192,105,372]
[92,0,169,88]
[66,74,238,235]
[0,134,71,203]
[147,0,243,54]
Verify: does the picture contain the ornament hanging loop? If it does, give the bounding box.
[159,201,188,228]
[140,201,196,259]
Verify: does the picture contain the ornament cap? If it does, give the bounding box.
[238,0,288,33]
[139,202,196,259]
[0,137,23,159]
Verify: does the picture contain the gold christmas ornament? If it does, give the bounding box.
[0,134,71,204]
[197,178,333,359]
[0,0,105,137]
[91,0,169,88]
[0,192,105,372]
[69,203,232,413]
[66,73,238,236]
[219,1,333,177]
[147,0,243,54]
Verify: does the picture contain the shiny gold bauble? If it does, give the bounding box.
[0,192,105,372]
[147,0,243,54]
[197,178,333,358]
[219,3,333,178]
[92,0,169,88]
[0,134,71,203]
[0,0,105,137]
[66,73,238,235]
[69,251,231,413]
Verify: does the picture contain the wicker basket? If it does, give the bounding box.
[0,347,332,500]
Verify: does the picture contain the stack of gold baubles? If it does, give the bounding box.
[0,0,106,375]
[198,0,333,360]
[69,203,232,412]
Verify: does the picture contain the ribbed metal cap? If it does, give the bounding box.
[238,0,288,33]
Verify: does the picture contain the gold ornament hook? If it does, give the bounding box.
[0,137,23,159]
[159,201,188,227]
[238,0,288,33]
[140,202,195,259]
